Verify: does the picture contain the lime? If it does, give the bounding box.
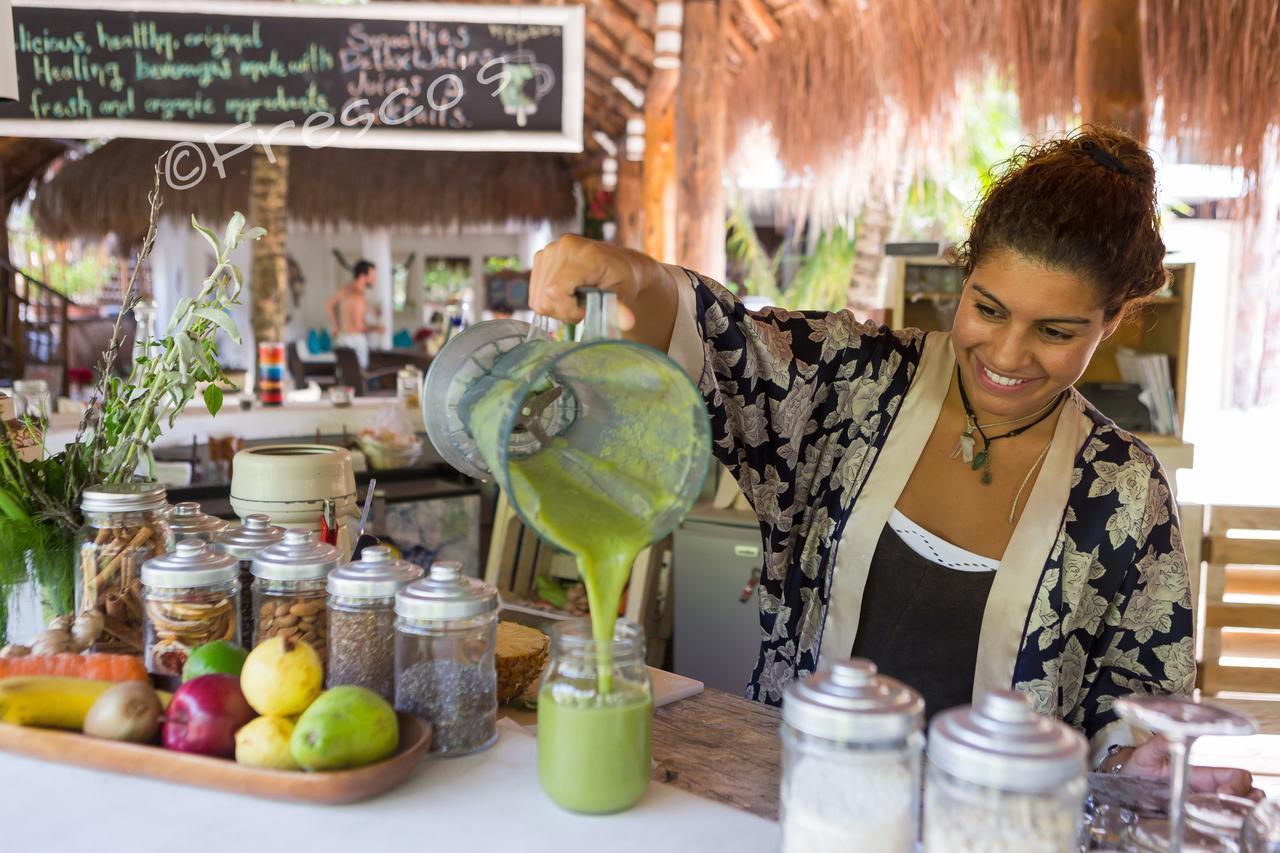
[183,640,249,682]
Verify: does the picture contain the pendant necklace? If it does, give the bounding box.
[950,365,1065,485]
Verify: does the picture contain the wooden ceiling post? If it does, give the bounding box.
[616,116,646,251]
[675,0,726,280]
[247,146,290,349]
[643,0,682,263]
[1075,0,1147,137]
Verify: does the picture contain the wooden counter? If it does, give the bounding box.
[652,689,1280,818]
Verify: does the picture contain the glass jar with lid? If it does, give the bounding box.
[76,481,172,654]
[536,618,653,814]
[327,546,424,700]
[397,365,422,409]
[395,562,499,756]
[212,515,284,651]
[780,659,924,852]
[168,501,229,544]
[923,690,1088,853]
[251,529,340,659]
[141,540,240,684]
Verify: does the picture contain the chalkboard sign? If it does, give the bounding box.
[0,0,585,152]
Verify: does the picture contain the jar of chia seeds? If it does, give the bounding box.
[212,514,284,650]
[326,546,424,701]
[394,562,498,756]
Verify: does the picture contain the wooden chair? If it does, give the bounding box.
[332,346,398,396]
[1197,505,1280,696]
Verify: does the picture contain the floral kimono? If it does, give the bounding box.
[666,267,1194,763]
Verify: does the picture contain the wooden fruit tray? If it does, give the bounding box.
[0,712,433,804]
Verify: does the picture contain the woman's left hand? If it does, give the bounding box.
[1121,736,1265,800]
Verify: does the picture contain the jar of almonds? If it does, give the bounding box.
[251,529,340,661]
[77,482,173,654]
[167,501,228,544]
[141,540,241,684]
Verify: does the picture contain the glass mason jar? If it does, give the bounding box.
[780,659,924,853]
[212,515,285,651]
[250,529,340,659]
[923,691,1088,853]
[76,482,172,654]
[141,540,240,685]
[395,562,499,756]
[536,618,654,815]
[327,546,424,701]
[167,501,228,545]
[397,365,422,410]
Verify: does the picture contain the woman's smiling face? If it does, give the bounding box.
[950,248,1121,421]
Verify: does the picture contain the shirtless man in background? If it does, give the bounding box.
[327,260,384,367]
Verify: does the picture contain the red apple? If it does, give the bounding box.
[162,674,256,758]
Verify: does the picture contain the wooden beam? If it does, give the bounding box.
[585,23,652,92]
[248,146,290,348]
[737,0,781,43]
[643,70,678,263]
[676,0,726,279]
[1075,0,1147,136]
[585,0,656,66]
[616,149,644,251]
[612,0,657,29]
[724,19,755,64]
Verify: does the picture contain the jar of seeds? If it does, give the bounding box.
[141,541,240,684]
[395,562,499,756]
[212,515,284,650]
[167,501,228,544]
[923,691,1088,853]
[76,482,172,654]
[327,547,424,701]
[251,529,340,660]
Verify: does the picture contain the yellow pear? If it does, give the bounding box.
[235,715,300,770]
[240,636,323,717]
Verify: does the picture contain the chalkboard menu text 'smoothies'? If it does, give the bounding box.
[0,0,585,151]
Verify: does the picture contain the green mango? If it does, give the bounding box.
[290,686,399,771]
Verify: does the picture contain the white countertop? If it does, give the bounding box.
[0,719,778,853]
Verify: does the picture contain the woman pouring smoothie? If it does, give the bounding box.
[529,126,1259,797]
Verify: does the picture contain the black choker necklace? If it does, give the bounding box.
[950,366,1065,485]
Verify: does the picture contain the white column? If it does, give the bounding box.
[362,229,394,349]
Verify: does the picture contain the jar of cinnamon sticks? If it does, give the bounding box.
[76,482,172,654]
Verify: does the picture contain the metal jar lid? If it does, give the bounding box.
[927,690,1087,793]
[252,528,341,581]
[783,659,924,744]
[168,502,229,540]
[141,540,239,589]
[212,514,285,559]
[328,546,425,599]
[395,562,498,622]
[81,481,168,515]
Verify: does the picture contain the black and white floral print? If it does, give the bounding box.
[682,269,1193,741]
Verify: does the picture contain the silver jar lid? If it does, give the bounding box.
[328,546,425,599]
[783,659,924,743]
[141,540,239,588]
[168,502,229,540]
[252,528,341,581]
[396,562,498,621]
[81,481,167,514]
[212,514,285,559]
[927,690,1087,793]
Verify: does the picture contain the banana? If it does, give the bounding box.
[0,676,114,730]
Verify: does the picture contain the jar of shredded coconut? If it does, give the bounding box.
[780,659,925,853]
[923,690,1088,853]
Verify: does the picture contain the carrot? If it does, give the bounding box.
[0,653,148,682]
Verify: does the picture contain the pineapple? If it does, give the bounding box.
[496,622,550,703]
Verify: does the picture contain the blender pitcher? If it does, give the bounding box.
[422,289,711,552]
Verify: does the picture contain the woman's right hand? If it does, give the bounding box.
[529,235,679,351]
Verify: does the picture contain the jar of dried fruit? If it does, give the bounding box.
[395,562,499,756]
[76,482,172,654]
[251,529,340,660]
[326,546,424,701]
[167,501,228,544]
[212,515,285,650]
[141,540,240,684]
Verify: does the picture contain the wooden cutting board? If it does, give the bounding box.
[498,666,704,727]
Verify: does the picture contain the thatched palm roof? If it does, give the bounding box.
[30,139,577,241]
[0,137,67,206]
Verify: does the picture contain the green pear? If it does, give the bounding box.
[290,686,399,771]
